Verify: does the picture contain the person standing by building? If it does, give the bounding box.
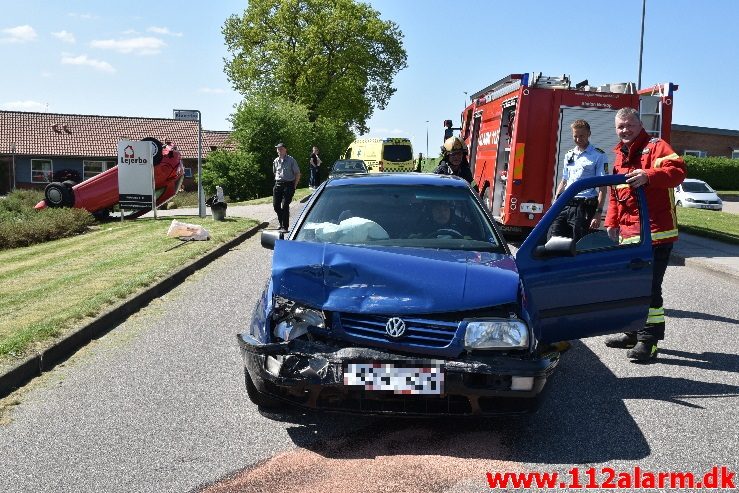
[549,119,608,242]
[604,107,686,361]
[434,136,473,184]
[272,143,301,232]
[309,145,322,189]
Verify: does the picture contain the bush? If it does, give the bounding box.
[0,190,95,250]
[683,156,739,189]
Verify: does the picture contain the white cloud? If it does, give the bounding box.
[1,25,37,43]
[52,30,76,43]
[1,100,47,112]
[199,87,226,94]
[148,26,183,37]
[91,36,166,55]
[61,54,116,73]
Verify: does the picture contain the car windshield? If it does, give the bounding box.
[332,161,366,173]
[682,181,713,193]
[383,144,413,162]
[294,184,503,252]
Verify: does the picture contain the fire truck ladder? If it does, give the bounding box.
[639,84,666,138]
[531,73,571,89]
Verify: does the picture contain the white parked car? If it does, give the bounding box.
[674,179,722,211]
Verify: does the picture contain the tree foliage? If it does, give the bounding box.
[223,0,407,133]
[202,95,354,200]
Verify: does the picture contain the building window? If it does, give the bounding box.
[683,150,707,157]
[732,150,739,159]
[31,159,53,183]
[83,160,115,180]
[184,167,193,178]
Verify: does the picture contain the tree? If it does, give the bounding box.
[223,0,407,134]
[203,95,312,201]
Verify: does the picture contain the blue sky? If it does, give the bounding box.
[2,0,737,156]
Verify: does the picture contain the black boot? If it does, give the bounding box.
[627,341,658,361]
[604,332,637,349]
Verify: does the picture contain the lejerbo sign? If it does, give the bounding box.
[117,140,154,210]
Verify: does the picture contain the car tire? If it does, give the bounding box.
[676,200,682,207]
[62,180,77,188]
[244,368,283,409]
[141,137,163,165]
[44,181,74,208]
[481,183,493,212]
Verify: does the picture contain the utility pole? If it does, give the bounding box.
[637,0,646,90]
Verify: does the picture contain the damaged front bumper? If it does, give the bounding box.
[237,333,559,416]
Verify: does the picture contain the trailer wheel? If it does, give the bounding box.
[44,182,74,208]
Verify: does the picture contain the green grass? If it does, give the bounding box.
[677,207,739,244]
[0,216,257,363]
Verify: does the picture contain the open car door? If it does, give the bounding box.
[516,175,654,344]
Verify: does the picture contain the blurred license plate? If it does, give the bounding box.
[344,362,444,395]
[699,205,712,209]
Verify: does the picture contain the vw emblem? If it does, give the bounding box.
[385,317,406,338]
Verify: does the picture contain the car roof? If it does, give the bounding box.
[682,178,707,184]
[324,172,470,188]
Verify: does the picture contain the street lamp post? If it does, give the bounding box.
[463,91,468,107]
[425,120,429,166]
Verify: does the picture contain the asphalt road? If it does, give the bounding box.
[1,213,738,492]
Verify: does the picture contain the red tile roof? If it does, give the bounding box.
[0,110,234,159]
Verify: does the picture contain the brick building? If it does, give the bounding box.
[670,124,739,158]
[0,110,234,195]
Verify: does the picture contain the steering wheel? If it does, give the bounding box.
[429,228,464,239]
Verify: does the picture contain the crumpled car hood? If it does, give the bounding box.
[271,241,519,314]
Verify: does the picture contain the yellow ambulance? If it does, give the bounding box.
[344,138,414,172]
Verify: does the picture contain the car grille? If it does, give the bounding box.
[337,313,459,348]
[692,199,720,205]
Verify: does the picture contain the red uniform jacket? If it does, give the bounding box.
[605,129,686,245]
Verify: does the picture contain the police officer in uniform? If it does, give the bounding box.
[272,142,301,232]
[549,119,608,243]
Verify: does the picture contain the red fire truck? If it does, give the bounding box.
[456,72,677,236]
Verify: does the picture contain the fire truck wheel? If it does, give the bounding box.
[44,182,75,208]
[141,137,163,165]
[481,183,493,211]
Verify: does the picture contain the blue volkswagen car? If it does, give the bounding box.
[238,173,653,415]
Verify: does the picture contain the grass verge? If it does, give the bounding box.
[677,207,739,244]
[0,216,257,364]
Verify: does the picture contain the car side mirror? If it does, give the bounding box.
[261,230,284,250]
[534,235,576,258]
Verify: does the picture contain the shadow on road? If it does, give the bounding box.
[666,308,739,326]
[269,342,739,465]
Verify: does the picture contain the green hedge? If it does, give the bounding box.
[683,156,739,189]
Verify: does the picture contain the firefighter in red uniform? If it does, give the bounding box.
[434,136,473,184]
[604,107,686,361]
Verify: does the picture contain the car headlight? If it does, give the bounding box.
[686,197,695,202]
[464,318,529,349]
[272,296,325,341]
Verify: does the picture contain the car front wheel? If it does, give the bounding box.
[44,181,74,207]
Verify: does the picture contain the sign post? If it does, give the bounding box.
[117,140,155,221]
[173,109,204,217]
